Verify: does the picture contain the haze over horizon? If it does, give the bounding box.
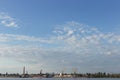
[0,0,120,74]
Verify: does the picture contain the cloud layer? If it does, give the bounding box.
[0,22,120,73]
[0,13,18,27]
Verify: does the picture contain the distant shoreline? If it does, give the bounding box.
[0,72,120,78]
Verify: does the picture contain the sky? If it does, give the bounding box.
[0,0,120,74]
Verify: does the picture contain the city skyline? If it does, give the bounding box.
[0,0,120,73]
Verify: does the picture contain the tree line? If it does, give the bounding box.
[72,72,120,78]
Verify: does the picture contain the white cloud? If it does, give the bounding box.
[0,33,54,44]
[0,13,18,27]
[67,30,74,36]
[0,22,120,73]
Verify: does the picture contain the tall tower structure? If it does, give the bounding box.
[23,66,25,75]
[40,69,42,75]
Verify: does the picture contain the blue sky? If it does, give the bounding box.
[0,0,120,74]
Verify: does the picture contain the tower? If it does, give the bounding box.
[23,66,25,75]
[40,69,42,75]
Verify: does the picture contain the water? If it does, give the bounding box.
[0,78,119,80]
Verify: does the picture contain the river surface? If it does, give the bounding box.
[0,78,119,80]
